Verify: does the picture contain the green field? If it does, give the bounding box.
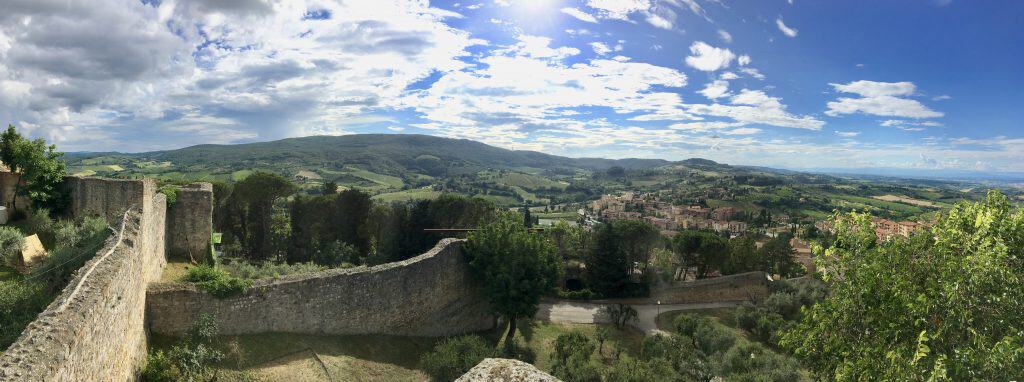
[371,188,441,203]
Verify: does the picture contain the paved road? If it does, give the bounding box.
[535,300,743,334]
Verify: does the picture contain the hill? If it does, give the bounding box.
[134,134,669,177]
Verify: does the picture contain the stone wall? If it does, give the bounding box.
[64,176,155,223]
[0,180,166,381]
[166,183,213,261]
[651,271,770,304]
[146,238,494,337]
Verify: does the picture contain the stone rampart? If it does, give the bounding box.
[651,271,770,304]
[0,180,166,381]
[146,238,494,337]
[166,183,213,261]
[64,176,155,223]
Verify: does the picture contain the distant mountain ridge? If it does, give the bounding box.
[110,134,678,176]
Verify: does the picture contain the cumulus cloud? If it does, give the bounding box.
[584,0,709,29]
[0,0,486,150]
[590,42,612,55]
[699,80,730,100]
[776,17,798,37]
[826,80,943,119]
[718,30,733,43]
[561,7,598,23]
[737,55,751,66]
[685,42,736,72]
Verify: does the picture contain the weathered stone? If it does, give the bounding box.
[457,358,561,382]
[166,183,213,261]
[146,238,495,337]
[0,177,166,382]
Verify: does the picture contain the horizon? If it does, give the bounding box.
[1,0,1022,173]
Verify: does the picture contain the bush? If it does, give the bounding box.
[672,313,711,338]
[0,226,24,267]
[693,321,736,355]
[0,281,50,348]
[604,356,678,382]
[181,265,252,298]
[140,350,176,382]
[219,259,327,280]
[715,342,804,381]
[556,288,601,300]
[419,335,495,382]
[311,240,360,267]
[550,331,600,382]
[501,338,536,364]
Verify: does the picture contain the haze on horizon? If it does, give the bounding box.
[0,0,1021,173]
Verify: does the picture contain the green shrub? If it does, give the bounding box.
[550,331,600,382]
[219,259,327,280]
[182,265,251,298]
[693,321,736,355]
[159,185,178,208]
[0,226,24,267]
[0,280,50,348]
[140,350,176,382]
[672,313,711,338]
[419,335,495,382]
[556,288,601,300]
[605,356,677,382]
[715,342,805,381]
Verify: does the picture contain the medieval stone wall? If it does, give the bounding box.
[651,271,770,304]
[146,238,494,337]
[64,176,155,223]
[0,180,166,381]
[166,183,213,261]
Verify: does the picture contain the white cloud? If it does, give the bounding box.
[718,30,733,43]
[880,119,942,131]
[584,0,709,29]
[720,72,740,80]
[590,42,611,55]
[699,80,730,100]
[827,80,943,119]
[835,131,860,137]
[776,17,798,37]
[723,127,762,135]
[684,42,736,72]
[737,55,751,66]
[561,7,598,23]
[740,67,765,80]
[932,94,952,101]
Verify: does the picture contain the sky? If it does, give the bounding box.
[0,0,1022,173]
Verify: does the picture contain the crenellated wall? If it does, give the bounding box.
[146,238,495,337]
[0,179,166,381]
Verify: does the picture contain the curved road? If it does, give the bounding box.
[535,300,743,334]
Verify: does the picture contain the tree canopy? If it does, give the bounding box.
[782,190,1024,380]
[0,125,67,211]
[464,211,560,340]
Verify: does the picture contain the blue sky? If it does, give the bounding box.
[0,0,1021,173]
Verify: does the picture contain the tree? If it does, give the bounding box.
[672,230,728,279]
[587,223,631,296]
[522,206,533,228]
[781,191,1024,381]
[759,234,803,277]
[550,331,600,382]
[464,211,560,340]
[321,181,338,194]
[612,220,661,278]
[230,171,295,261]
[721,235,760,275]
[0,125,67,211]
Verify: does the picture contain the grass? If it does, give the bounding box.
[654,307,739,334]
[371,188,441,203]
[344,166,404,189]
[160,261,193,282]
[150,332,438,382]
[0,266,19,282]
[231,169,254,181]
